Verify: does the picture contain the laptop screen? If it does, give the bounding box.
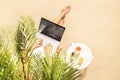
[38,18,65,41]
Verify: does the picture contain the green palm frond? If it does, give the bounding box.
[15,16,37,80]
[15,16,37,56]
[0,28,21,80]
[0,51,21,80]
[31,53,82,80]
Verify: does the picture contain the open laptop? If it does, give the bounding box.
[33,17,65,55]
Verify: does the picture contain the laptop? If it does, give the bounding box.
[33,17,65,55]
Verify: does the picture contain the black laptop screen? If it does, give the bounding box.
[38,18,65,41]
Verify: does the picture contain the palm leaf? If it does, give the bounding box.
[15,16,37,56]
[15,16,37,80]
[30,53,82,80]
[0,28,21,80]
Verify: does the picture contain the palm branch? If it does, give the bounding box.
[0,28,21,80]
[0,16,37,80]
[15,16,37,80]
[30,53,82,80]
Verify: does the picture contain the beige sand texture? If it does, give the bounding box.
[0,0,120,80]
